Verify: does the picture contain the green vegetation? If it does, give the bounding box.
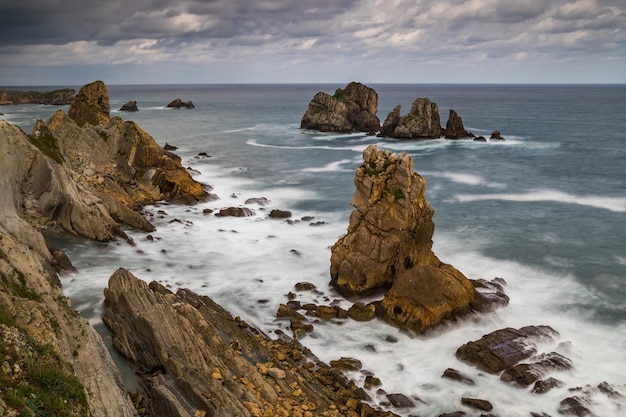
[96,129,109,142]
[28,126,64,164]
[333,88,345,100]
[392,189,405,200]
[9,269,42,302]
[0,305,16,327]
[0,308,88,416]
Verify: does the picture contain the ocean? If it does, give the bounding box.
[2,83,626,416]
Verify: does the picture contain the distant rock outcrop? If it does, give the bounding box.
[0,88,76,105]
[166,98,195,108]
[104,268,398,417]
[380,97,441,139]
[330,145,502,333]
[444,109,472,139]
[119,100,138,111]
[301,82,380,133]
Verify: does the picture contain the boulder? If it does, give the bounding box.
[330,145,480,333]
[103,268,396,417]
[119,100,138,111]
[380,98,441,139]
[455,327,539,373]
[444,109,471,139]
[269,209,292,219]
[300,82,380,133]
[215,207,255,217]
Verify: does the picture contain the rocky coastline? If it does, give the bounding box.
[0,88,76,105]
[0,81,622,417]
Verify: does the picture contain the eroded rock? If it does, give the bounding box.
[380,98,441,139]
[301,82,380,133]
[330,145,485,333]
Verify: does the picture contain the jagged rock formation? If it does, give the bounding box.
[301,82,380,133]
[380,98,441,139]
[330,145,495,333]
[68,80,111,127]
[444,109,472,139]
[34,81,209,210]
[0,88,76,105]
[104,268,398,417]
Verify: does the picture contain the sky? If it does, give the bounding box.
[1,0,625,86]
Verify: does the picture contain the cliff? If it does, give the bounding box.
[330,145,503,333]
[0,80,211,416]
[300,82,380,133]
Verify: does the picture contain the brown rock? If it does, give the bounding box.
[329,357,362,371]
[300,82,380,133]
[347,302,376,322]
[461,397,493,412]
[331,145,480,333]
[444,109,471,139]
[119,100,138,111]
[166,98,195,108]
[441,368,475,385]
[269,209,292,219]
[381,98,441,139]
[532,377,563,394]
[215,207,255,217]
[456,327,537,373]
[68,80,110,127]
[386,393,415,408]
[489,130,505,141]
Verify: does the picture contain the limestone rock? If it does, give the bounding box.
[104,268,396,417]
[68,80,111,127]
[330,145,478,333]
[381,98,441,139]
[301,82,380,133]
[444,109,471,139]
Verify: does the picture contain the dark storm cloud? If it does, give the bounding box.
[1,0,625,83]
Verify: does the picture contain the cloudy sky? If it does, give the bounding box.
[1,0,625,85]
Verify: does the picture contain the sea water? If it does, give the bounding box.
[3,84,626,416]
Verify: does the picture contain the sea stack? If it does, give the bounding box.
[300,81,380,133]
[330,145,480,333]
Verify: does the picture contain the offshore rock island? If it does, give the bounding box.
[0,81,623,417]
[301,82,504,141]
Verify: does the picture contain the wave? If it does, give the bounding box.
[302,159,354,173]
[422,171,506,188]
[246,139,368,153]
[453,189,626,213]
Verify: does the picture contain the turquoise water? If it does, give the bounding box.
[3,83,625,415]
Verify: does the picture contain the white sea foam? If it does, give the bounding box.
[422,171,506,188]
[302,159,354,173]
[454,189,626,213]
